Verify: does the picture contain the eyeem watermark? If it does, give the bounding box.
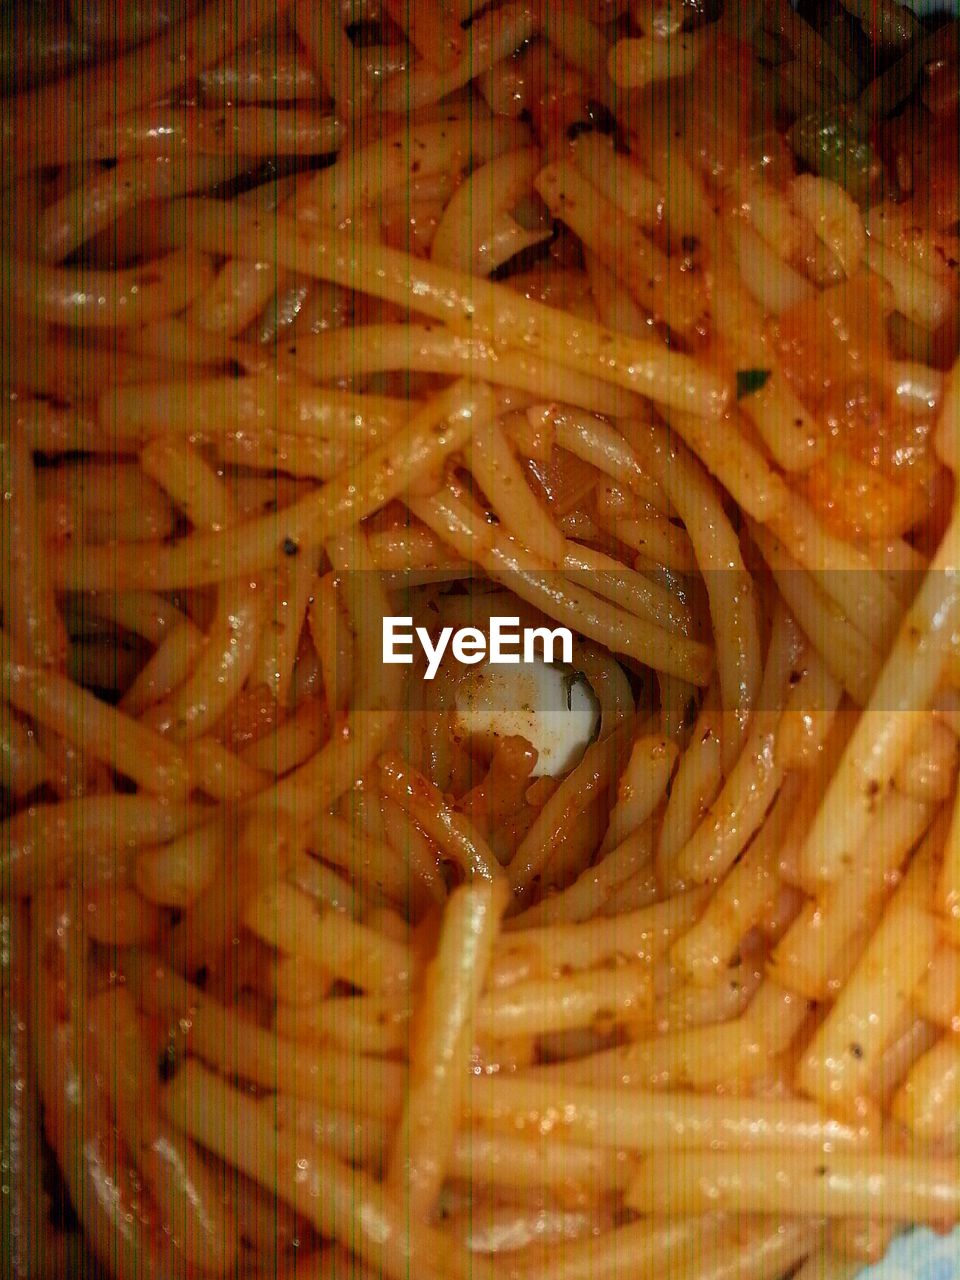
[383,616,573,680]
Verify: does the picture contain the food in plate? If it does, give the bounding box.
[1,2,959,1278]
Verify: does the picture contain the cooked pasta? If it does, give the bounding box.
[1,2,959,1279]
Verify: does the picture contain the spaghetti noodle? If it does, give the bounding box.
[1,2,959,1278]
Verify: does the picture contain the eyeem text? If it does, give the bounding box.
[383,616,573,680]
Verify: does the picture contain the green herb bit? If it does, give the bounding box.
[736,368,771,400]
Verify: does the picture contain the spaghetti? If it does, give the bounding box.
[1,2,959,1278]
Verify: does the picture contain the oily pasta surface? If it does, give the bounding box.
[1,2,960,1278]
